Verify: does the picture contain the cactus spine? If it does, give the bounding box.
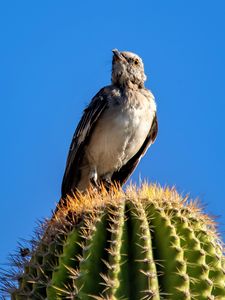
[2,185,225,299]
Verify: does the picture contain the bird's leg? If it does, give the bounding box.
[101,173,114,191]
[89,166,98,189]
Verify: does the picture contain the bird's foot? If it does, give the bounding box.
[90,177,99,190]
[101,176,114,192]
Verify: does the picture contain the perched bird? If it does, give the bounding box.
[61,49,158,198]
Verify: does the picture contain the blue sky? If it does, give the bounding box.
[0,0,225,271]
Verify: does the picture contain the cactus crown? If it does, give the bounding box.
[1,184,225,300]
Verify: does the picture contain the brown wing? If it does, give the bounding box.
[61,87,109,197]
[111,114,158,186]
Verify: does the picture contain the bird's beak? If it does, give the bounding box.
[112,49,125,61]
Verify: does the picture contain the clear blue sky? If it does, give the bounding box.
[1,1,225,269]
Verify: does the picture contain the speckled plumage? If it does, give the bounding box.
[61,49,158,198]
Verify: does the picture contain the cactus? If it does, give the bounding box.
[1,184,225,299]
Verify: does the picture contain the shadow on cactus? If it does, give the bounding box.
[1,184,225,299]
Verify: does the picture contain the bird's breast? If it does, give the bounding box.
[86,92,156,176]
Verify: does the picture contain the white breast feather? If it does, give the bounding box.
[86,91,156,176]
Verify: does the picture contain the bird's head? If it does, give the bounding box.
[111,49,147,88]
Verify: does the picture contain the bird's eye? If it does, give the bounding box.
[134,59,139,65]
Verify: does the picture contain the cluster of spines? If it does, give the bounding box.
[1,185,224,300]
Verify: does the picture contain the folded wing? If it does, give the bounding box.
[61,88,108,197]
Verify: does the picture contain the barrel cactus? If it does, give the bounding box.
[1,184,225,299]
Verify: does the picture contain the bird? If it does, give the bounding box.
[61,49,158,199]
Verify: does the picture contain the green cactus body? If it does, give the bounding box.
[3,185,225,299]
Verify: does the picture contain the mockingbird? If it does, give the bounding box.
[61,49,158,198]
